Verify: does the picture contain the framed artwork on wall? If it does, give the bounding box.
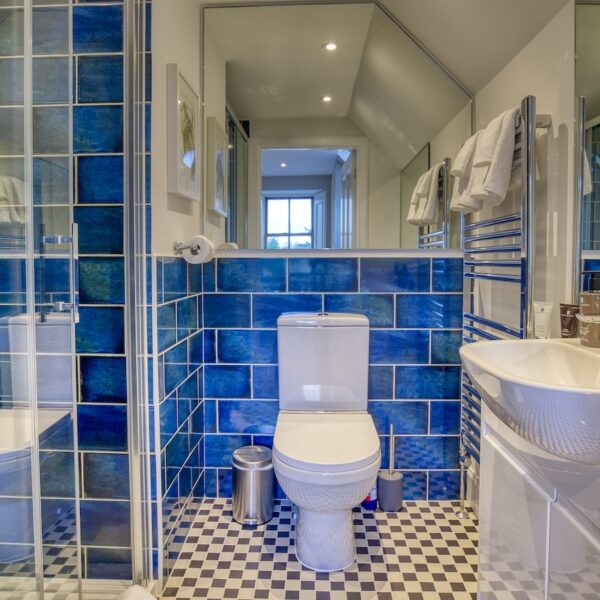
[167,64,200,201]
[206,116,229,217]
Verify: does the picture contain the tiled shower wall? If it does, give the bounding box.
[201,256,463,501]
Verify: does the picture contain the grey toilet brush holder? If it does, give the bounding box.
[377,424,404,512]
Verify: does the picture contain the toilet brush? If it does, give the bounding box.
[377,424,404,512]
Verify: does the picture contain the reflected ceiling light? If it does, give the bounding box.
[321,95,332,103]
[280,162,287,168]
[323,42,337,51]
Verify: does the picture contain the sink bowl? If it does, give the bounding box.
[460,339,600,465]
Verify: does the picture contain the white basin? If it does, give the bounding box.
[460,339,600,465]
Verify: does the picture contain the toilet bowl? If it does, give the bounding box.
[273,411,381,571]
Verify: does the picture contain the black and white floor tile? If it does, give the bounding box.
[161,498,479,600]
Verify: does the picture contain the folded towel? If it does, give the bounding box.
[472,113,504,168]
[119,585,157,600]
[450,131,480,178]
[472,107,519,206]
[416,162,443,224]
[0,177,25,226]
[415,167,433,198]
[407,171,427,225]
[584,149,593,196]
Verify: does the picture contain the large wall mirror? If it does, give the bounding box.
[575,2,600,292]
[203,2,472,250]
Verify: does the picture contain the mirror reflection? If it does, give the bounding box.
[204,3,472,250]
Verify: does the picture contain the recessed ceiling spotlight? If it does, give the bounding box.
[323,42,337,51]
[280,162,287,168]
[321,95,332,103]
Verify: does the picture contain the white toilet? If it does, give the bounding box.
[273,313,381,572]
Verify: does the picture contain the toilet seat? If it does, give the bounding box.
[273,411,380,473]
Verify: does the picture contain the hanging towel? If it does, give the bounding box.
[416,162,443,224]
[472,113,504,168]
[450,131,480,178]
[407,171,427,225]
[0,177,25,226]
[450,133,485,214]
[583,149,593,196]
[472,107,520,206]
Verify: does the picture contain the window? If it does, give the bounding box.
[264,197,313,249]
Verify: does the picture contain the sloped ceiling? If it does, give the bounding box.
[576,4,600,121]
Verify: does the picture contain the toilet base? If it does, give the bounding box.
[295,507,356,572]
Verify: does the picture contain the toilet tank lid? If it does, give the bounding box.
[277,313,369,327]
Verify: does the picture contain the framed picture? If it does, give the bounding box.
[206,116,229,217]
[167,64,200,201]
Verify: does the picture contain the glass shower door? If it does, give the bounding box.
[0,1,82,598]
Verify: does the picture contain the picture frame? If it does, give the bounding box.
[206,116,229,217]
[167,64,200,202]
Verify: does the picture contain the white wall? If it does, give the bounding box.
[151,0,202,256]
[474,1,575,336]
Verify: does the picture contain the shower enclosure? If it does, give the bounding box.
[0,0,152,598]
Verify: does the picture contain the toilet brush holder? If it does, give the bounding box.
[377,424,404,512]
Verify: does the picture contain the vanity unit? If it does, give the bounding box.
[461,339,600,599]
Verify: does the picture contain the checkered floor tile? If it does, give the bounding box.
[161,499,479,600]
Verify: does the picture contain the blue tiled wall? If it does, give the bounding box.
[202,256,463,501]
[582,258,600,291]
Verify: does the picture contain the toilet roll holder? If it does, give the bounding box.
[173,240,202,256]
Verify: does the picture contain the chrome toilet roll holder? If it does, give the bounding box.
[173,240,202,256]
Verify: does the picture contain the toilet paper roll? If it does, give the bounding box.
[182,235,215,264]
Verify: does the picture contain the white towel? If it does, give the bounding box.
[416,162,443,224]
[450,131,480,178]
[472,107,520,206]
[583,149,593,196]
[0,177,25,226]
[472,113,504,168]
[407,171,427,225]
[119,585,157,600]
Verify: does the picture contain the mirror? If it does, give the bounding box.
[575,2,600,291]
[203,2,472,250]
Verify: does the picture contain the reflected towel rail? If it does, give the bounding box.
[464,313,522,337]
[418,158,451,248]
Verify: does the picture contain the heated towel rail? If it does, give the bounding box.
[418,158,451,249]
[460,95,552,463]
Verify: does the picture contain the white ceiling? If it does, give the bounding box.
[262,148,346,177]
[576,4,600,121]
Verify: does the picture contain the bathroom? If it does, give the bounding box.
[0,0,598,598]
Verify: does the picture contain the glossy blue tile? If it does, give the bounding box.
[77,156,123,204]
[218,469,233,498]
[204,365,250,398]
[432,258,463,292]
[39,415,73,451]
[369,330,429,364]
[39,451,74,498]
[77,404,127,451]
[86,547,132,580]
[188,264,202,294]
[325,294,393,328]
[73,5,123,53]
[288,258,358,292]
[191,403,204,435]
[218,330,277,364]
[164,341,187,396]
[430,401,461,434]
[159,397,177,447]
[36,257,69,296]
[76,306,124,354]
[252,294,322,328]
[33,57,68,104]
[166,431,189,470]
[218,400,278,434]
[74,106,123,154]
[80,500,130,547]
[396,294,462,328]
[83,453,129,499]
[368,366,393,400]
[77,55,123,103]
[204,469,217,497]
[428,470,460,500]
[203,294,250,328]
[431,330,462,364]
[42,499,75,543]
[203,260,216,292]
[253,366,278,399]
[79,356,126,404]
[79,257,124,304]
[177,296,198,340]
[75,206,123,254]
[0,58,23,105]
[393,436,459,469]
[0,258,25,294]
[157,303,176,352]
[33,157,69,205]
[369,401,428,434]
[0,499,33,544]
[360,258,430,292]
[189,332,203,369]
[203,400,217,433]
[162,258,187,301]
[401,471,427,501]
[33,107,68,154]
[217,258,286,292]
[205,434,251,467]
[33,7,68,55]
[395,366,461,399]
[204,329,216,363]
